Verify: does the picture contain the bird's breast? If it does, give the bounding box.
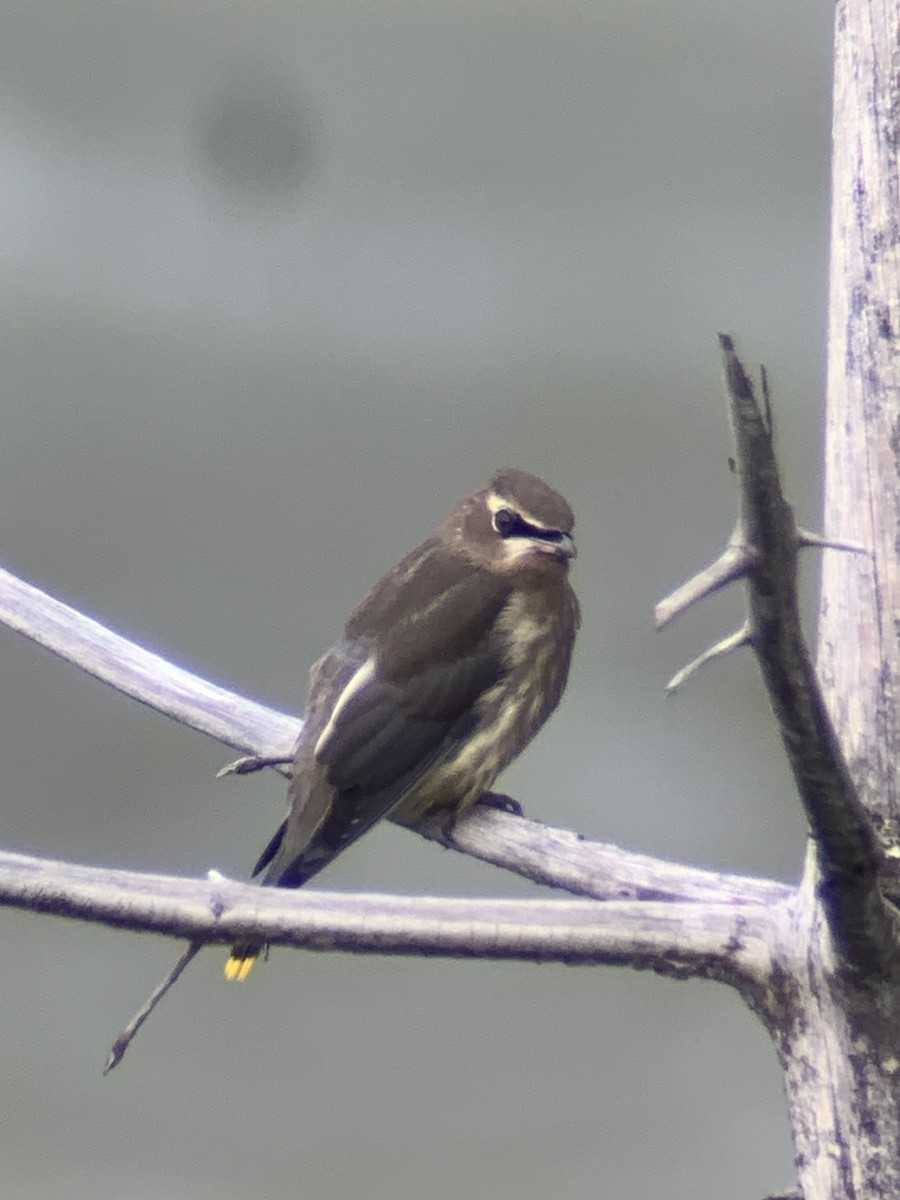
[396,586,575,821]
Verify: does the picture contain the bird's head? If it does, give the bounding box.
[444,468,576,575]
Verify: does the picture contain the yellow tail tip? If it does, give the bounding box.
[224,953,257,982]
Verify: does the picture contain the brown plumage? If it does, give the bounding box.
[225,468,579,980]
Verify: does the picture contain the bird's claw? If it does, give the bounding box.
[476,791,524,817]
[216,754,293,779]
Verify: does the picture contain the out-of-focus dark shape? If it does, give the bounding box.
[194,72,320,199]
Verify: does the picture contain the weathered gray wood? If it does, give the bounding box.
[820,0,900,831]
[778,0,900,1194]
[657,332,900,1195]
[0,564,300,760]
[0,847,778,986]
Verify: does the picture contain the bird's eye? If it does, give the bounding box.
[492,508,520,537]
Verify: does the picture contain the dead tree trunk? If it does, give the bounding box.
[776,0,900,1193]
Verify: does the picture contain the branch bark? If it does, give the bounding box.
[763,0,900,1193]
[0,564,299,760]
[0,848,777,988]
[820,0,900,837]
[658,339,894,975]
[721,340,891,974]
[656,314,900,1194]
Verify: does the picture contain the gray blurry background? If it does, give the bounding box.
[0,1,830,1197]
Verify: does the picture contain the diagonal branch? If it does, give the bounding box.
[655,539,755,629]
[657,336,896,975]
[0,563,789,908]
[0,564,299,759]
[416,806,790,906]
[664,622,752,694]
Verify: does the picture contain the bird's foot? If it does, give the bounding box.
[476,791,524,817]
[217,754,293,779]
[440,810,460,843]
[438,792,524,845]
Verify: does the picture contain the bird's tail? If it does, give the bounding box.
[224,942,261,982]
[224,817,288,980]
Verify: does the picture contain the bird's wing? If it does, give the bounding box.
[261,569,511,888]
[319,641,504,792]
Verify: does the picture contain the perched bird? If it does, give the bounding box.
[225,468,580,980]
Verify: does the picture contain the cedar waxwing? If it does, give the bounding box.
[225,468,579,980]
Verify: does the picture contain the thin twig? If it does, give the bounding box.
[104,940,203,1074]
[796,529,868,555]
[655,536,755,628]
[666,622,752,694]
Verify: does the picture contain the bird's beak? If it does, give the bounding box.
[535,533,575,562]
[556,534,577,561]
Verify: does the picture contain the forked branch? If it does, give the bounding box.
[657,335,895,974]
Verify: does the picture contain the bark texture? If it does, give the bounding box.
[771,1,900,1194]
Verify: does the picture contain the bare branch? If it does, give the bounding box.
[415,807,791,907]
[720,336,897,972]
[0,849,778,985]
[89,820,788,1071]
[0,565,300,759]
[103,940,203,1074]
[796,530,867,555]
[655,536,754,628]
[663,336,895,975]
[665,622,752,694]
